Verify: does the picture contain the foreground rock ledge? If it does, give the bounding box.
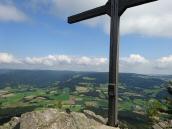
[0,109,120,129]
[153,120,172,129]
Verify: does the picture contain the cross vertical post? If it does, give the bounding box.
[67,0,158,127]
[108,0,119,126]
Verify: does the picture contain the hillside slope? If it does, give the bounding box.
[0,70,166,89]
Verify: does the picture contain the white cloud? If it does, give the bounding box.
[25,55,107,67]
[2,0,170,36]
[120,0,172,37]
[25,55,72,66]
[1,53,172,74]
[121,54,149,65]
[158,55,172,64]
[120,54,152,74]
[0,53,172,74]
[156,55,172,70]
[23,55,108,71]
[120,54,172,74]
[0,53,107,71]
[0,53,21,64]
[51,0,107,16]
[0,4,27,22]
[46,0,172,37]
[75,56,107,66]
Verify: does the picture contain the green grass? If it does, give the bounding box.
[82,77,96,81]
[98,99,107,107]
[119,101,133,111]
[1,93,25,106]
[143,88,162,96]
[48,94,70,101]
[133,99,146,106]
[62,105,83,112]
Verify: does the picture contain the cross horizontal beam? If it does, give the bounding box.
[123,0,157,8]
[68,0,158,23]
[68,4,109,24]
[119,0,158,15]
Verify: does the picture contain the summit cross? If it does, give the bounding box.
[68,0,158,127]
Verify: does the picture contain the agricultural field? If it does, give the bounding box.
[0,83,169,128]
[0,70,171,129]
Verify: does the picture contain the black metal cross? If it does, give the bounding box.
[68,0,157,127]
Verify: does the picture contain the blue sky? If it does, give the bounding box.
[0,0,172,74]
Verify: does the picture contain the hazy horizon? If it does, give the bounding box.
[0,68,172,76]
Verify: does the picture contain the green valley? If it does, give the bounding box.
[0,70,171,129]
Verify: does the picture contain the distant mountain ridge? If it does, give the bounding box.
[0,69,168,89]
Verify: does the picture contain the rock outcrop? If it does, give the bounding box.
[152,120,172,129]
[0,109,120,129]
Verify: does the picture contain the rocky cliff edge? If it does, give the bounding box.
[0,109,120,129]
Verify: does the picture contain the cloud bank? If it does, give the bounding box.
[0,53,21,64]
[46,0,172,37]
[0,3,27,22]
[1,53,172,74]
[1,0,171,37]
